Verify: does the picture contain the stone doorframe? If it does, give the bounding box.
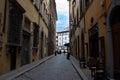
[106,1,120,79]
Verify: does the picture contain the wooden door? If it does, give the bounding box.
[112,23,120,79]
[10,47,16,70]
[22,31,30,65]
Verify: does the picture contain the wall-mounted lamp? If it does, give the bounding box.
[91,17,94,23]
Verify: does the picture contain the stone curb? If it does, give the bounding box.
[70,56,88,80]
[0,55,54,80]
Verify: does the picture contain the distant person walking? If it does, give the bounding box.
[55,50,57,56]
[59,50,61,55]
[67,52,70,60]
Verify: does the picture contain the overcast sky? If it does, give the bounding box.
[55,0,69,32]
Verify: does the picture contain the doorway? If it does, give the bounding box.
[21,31,30,65]
[81,32,85,59]
[41,31,44,58]
[110,6,120,79]
[10,47,16,70]
[99,37,106,71]
[112,23,120,79]
[89,24,99,58]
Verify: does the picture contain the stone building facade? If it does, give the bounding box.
[68,0,120,79]
[0,0,57,75]
[56,30,69,53]
[48,0,57,55]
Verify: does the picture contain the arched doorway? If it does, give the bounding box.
[110,6,120,79]
[40,31,44,58]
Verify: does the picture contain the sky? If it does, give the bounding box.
[55,0,69,32]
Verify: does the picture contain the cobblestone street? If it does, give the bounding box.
[13,54,81,80]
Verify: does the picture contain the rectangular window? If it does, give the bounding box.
[40,0,42,14]
[33,0,39,9]
[65,37,67,40]
[35,0,39,8]
[24,17,31,31]
[7,7,23,45]
[42,3,44,15]
[33,23,39,48]
[72,0,76,19]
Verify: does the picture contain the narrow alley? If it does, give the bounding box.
[0,0,120,80]
[13,54,81,80]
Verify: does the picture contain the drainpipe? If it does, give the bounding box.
[83,0,87,63]
[3,0,7,33]
[38,1,42,59]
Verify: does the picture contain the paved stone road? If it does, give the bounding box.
[13,54,81,80]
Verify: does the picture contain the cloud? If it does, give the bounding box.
[56,0,69,14]
[56,14,69,32]
[55,0,69,32]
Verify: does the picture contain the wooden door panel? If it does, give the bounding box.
[112,23,120,79]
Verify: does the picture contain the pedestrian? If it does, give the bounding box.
[64,50,65,55]
[59,50,61,55]
[55,50,57,56]
[67,52,70,60]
